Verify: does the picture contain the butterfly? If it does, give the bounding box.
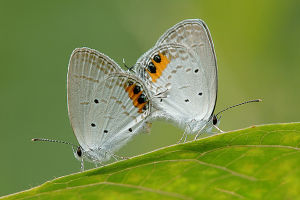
[32,19,261,170]
[133,19,261,142]
[33,48,152,170]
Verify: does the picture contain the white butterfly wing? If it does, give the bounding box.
[84,74,151,153]
[156,19,217,72]
[156,19,218,117]
[135,45,209,119]
[134,19,217,132]
[68,48,151,159]
[68,48,120,150]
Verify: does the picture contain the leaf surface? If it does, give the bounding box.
[3,123,300,200]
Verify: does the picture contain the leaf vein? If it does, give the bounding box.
[214,187,245,199]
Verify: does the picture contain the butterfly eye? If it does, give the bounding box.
[133,85,141,94]
[138,93,146,104]
[77,147,82,157]
[213,115,218,125]
[153,54,161,63]
[147,62,156,73]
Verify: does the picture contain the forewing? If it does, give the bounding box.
[156,19,217,68]
[135,44,216,124]
[81,74,151,152]
[156,19,218,113]
[134,19,218,128]
[67,48,122,149]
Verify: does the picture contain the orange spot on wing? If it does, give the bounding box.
[125,84,135,98]
[146,53,170,82]
[137,101,148,113]
[124,83,147,113]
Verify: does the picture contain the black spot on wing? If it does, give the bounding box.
[133,85,141,94]
[153,54,161,63]
[148,62,156,73]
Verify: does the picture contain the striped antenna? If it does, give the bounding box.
[215,99,262,117]
[32,138,77,147]
[122,58,134,72]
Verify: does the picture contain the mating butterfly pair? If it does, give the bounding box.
[33,19,260,170]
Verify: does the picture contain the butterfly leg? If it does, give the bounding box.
[106,149,129,161]
[213,115,224,133]
[94,162,105,168]
[177,133,185,143]
[103,150,118,161]
[178,124,190,143]
[177,131,187,143]
[214,125,224,133]
[194,132,203,140]
[194,133,200,140]
[112,153,129,160]
[183,133,188,143]
[80,158,85,172]
[111,154,120,161]
[194,125,206,140]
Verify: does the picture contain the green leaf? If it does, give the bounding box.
[3,123,300,200]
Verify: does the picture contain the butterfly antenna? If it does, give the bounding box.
[122,58,134,72]
[215,99,262,117]
[32,138,77,147]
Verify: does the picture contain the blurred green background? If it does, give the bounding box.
[1,0,300,196]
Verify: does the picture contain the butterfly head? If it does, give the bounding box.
[208,99,262,133]
[207,114,222,132]
[32,138,89,170]
[72,145,84,161]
